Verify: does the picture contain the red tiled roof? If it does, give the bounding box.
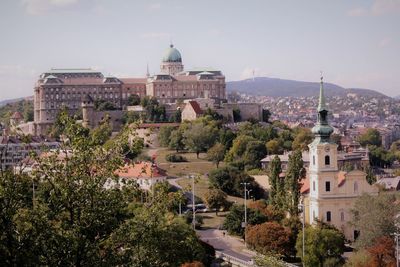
[188,101,203,115]
[116,162,166,179]
[300,176,310,194]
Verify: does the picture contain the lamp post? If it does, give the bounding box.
[241,182,250,246]
[298,201,305,265]
[190,174,196,230]
[395,233,399,267]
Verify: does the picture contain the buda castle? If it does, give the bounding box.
[32,44,226,135]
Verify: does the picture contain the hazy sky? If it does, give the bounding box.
[0,0,399,100]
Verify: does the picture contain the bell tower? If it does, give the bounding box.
[308,76,338,224]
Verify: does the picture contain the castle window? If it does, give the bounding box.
[326,211,331,222]
[325,181,331,192]
[313,181,315,191]
[313,155,315,165]
[325,155,330,165]
[340,211,345,222]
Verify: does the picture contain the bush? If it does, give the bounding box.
[165,153,187,162]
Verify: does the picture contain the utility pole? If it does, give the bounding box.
[191,174,195,230]
[395,233,399,267]
[298,202,305,265]
[241,182,250,246]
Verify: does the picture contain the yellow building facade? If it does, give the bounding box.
[303,77,379,241]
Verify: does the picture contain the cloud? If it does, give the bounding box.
[347,0,400,17]
[378,37,392,47]
[140,32,169,39]
[148,3,161,10]
[21,0,79,15]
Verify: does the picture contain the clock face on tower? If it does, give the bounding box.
[325,146,330,152]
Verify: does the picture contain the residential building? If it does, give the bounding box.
[115,161,167,191]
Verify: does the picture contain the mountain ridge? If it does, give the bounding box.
[227,77,389,98]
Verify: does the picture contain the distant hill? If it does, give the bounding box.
[0,96,33,107]
[227,77,389,98]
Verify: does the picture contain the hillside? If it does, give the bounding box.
[227,77,389,98]
[0,98,34,125]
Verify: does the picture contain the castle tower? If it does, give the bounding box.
[82,94,94,129]
[308,76,338,224]
[160,44,184,75]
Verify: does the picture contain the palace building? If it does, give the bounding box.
[32,44,226,135]
[302,77,379,241]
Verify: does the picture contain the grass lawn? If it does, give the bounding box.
[200,211,228,229]
[154,148,225,177]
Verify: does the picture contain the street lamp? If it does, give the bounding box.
[298,200,305,265]
[189,174,196,230]
[241,182,250,246]
[394,233,399,267]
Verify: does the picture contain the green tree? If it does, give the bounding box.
[243,141,267,169]
[183,123,218,158]
[364,165,376,185]
[284,150,305,216]
[169,129,185,152]
[266,139,281,155]
[158,126,175,147]
[207,143,225,168]
[223,204,267,237]
[127,94,141,105]
[203,188,229,215]
[358,128,382,147]
[267,155,283,209]
[296,225,345,267]
[292,128,313,151]
[350,193,400,249]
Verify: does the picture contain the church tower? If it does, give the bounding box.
[308,76,338,224]
[82,94,94,129]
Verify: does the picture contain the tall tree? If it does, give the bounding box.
[183,123,218,158]
[358,128,382,147]
[267,155,282,209]
[284,150,305,216]
[296,225,345,267]
[158,125,175,147]
[203,188,229,215]
[292,128,313,151]
[169,129,185,152]
[207,143,225,168]
[350,193,400,249]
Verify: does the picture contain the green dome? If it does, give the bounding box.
[162,44,182,63]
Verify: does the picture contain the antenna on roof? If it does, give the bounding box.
[146,62,150,78]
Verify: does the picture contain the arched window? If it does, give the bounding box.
[325,155,330,165]
[354,182,358,193]
[326,211,331,222]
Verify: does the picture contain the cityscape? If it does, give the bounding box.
[0,1,399,267]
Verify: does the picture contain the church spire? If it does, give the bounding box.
[318,75,327,112]
[311,75,333,142]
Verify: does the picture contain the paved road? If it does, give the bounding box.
[197,229,254,263]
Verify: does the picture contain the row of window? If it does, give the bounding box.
[312,210,345,223]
